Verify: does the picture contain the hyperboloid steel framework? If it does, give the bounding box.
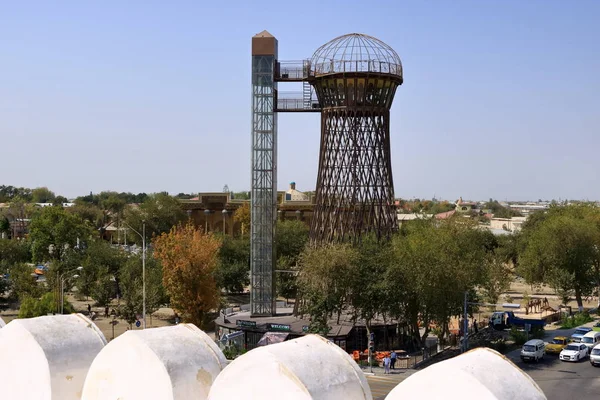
[310,34,403,243]
[250,32,402,316]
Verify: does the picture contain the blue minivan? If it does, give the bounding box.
[571,327,593,343]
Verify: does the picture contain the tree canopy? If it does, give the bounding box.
[153,224,221,328]
[518,204,600,310]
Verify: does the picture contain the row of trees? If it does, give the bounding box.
[296,219,513,347]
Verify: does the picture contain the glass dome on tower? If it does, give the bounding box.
[310,33,403,80]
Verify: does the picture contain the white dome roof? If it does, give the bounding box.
[82,324,227,400]
[208,334,371,400]
[386,347,546,400]
[0,314,107,400]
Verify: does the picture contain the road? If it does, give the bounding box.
[367,323,600,399]
[505,324,600,400]
[366,370,415,400]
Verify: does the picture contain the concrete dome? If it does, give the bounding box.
[208,334,371,400]
[311,33,402,78]
[0,316,5,328]
[0,313,107,400]
[82,324,227,400]
[386,347,546,400]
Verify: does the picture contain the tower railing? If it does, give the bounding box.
[311,60,402,76]
[276,60,311,81]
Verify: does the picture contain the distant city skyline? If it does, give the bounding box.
[2,1,599,201]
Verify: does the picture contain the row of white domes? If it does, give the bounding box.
[0,313,546,399]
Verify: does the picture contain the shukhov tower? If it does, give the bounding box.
[310,34,403,243]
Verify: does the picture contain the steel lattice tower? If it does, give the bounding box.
[309,34,403,243]
[250,32,402,316]
[250,31,278,317]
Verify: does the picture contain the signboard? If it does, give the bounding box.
[267,323,291,332]
[135,320,141,328]
[236,320,257,328]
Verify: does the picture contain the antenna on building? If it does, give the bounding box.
[223,184,230,193]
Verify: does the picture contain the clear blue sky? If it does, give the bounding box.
[1,1,598,201]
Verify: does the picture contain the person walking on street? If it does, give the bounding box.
[87,304,91,315]
[383,355,391,374]
[390,350,397,370]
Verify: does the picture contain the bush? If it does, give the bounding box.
[561,312,593,329]
[508,326,544,345]
[222,345,247,360]
[18,292,75,318]
[509,327,527,345]
[489,339,508,353]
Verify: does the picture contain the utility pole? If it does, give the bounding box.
[142,220,146,329]
[462,291,468,353]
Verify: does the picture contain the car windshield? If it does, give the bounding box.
[592,349,600,355]
[551,339,564,344]
[583,337,594,343]
[565,345,579,351]
[574,330,587,335]
[523,345,536,352]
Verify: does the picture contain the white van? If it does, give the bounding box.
[521,339,545,362]
[581,331,600,350]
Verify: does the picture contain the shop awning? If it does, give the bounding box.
[257,332,289,347]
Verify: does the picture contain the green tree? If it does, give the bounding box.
[8,263,43,301]
[388,219,488,346]
[29,206,93,262]
[69,202,105,229]
[519,205,600,311]
[275,220,309,301]
[79,240,126,301]
[216,234,250,293]
[297,243,358,334]
[0,216,10,237]
[119,252,166,326]
[31,187,56,203]
[350,235,392,345]
[124,193,186,242]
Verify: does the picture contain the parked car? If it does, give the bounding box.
[590,344,600,367]
[570,327,593,343]
[545,336,569,354]
[520,339,545,362]
[581,331,600,350]
[560,343,588,362]
[592,322,600,332]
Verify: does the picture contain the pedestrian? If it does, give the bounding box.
[104,305,109,318]
[390,350,397,370]
[87,304,91,315]
[174,312,180,325]
[473,319,478,334]
[383,355,391,374]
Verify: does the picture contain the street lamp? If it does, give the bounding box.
[121,219,146,329]
[204,209,211,233]
[59,266,83,314]
[222,209,228,234]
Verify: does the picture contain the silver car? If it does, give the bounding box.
[590,344,600,367]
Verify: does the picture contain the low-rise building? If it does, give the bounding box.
[490,216,527,232]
